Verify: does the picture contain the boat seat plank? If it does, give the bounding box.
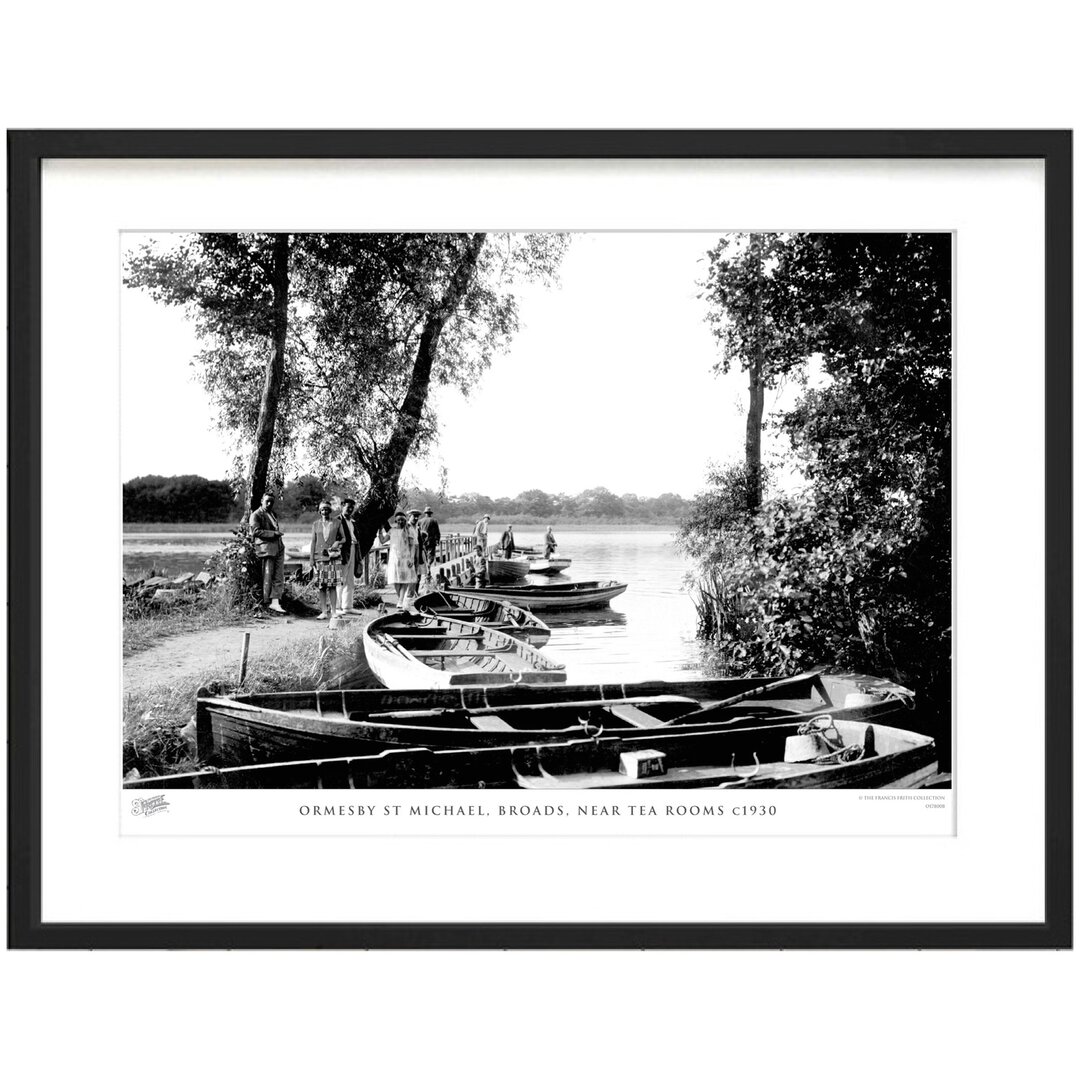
[409,649,511,657]
[388,633,485,641]
[607,704,666,728]
[470,714,516,732]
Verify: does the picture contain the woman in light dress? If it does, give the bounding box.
[378,510,420,609]
[309,501,348,620]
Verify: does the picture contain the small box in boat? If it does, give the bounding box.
[619,749,667,779]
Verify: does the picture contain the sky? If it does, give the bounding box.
[120,232,803,499]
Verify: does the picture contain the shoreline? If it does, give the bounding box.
[124,520,682,534]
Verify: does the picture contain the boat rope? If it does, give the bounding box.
[886,688,917,710]
[797,716,865,765]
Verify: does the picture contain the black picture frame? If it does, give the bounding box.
[7,129,1072,949]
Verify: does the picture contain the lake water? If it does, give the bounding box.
[123,527,709,682]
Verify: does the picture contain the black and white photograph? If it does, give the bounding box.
[120,229,951,795]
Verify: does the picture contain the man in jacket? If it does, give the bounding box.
[418,506,442,568]
[499,524,515,557]
[249,491,286,613]
[336,498,357,615]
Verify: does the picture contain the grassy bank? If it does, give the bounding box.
[123,620,370,778]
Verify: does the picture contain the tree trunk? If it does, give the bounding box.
[745,235,765,512]
[247,233,290,512]
[745,360,764,511]
[352,233,487,555]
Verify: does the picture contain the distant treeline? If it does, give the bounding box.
[124,475,237,522]
[123,475,690,524]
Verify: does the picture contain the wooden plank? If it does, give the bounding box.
[470,714,516,732]
[607,703,666,728]
[408,649,511,657]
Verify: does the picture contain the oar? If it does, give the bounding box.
[680,669,826,721]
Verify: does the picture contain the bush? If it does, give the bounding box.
[206,524,263,612]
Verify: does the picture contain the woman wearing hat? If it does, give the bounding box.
[309,501,349,620]
[378,510,420,610]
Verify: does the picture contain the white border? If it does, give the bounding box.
[41,157,1044,923]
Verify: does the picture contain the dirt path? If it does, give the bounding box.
[123,611,377,694]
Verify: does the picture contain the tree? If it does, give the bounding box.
[123,474,236,522]
[126,232,568,553]
[125,233,293,512]
[683,233,951,720]
[701,234,814,510]
[516,489,554,517]
[290,232,566,554]
[577,487,626,518]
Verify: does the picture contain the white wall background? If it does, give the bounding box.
[1,3,1075,1079]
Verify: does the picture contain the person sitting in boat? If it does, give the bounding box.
[470,542,489,587]
[378,511,420,610]
[434,566,450,591]
[309,501,349,620]
[499,524,515,557]
[544,525,557,558]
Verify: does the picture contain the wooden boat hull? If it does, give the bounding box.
[487,557,531,581]
[128,715,936,790]
[526,558,571,575]
[186,672,917,767]
[412,590,550,647]
[509,719,938,790]
[445,580,628,612]
[362,611,565,690]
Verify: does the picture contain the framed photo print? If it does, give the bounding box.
[7,129,1072,948]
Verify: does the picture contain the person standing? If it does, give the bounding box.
[499,523,515,557]
[336,497,357,615]
[309,501,348,620]
[249,491,286,613]
[418,506,442,568]
[544,525,558,558]
[378,511,420,610]
[473,513,490,551]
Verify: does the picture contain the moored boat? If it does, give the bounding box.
[486,556,531,581]
[526,556,572,575]
[127,710,936,790]
[182,671,916,766]
[445,580,628,611]
[510,718,938,790]
[362,610,565,690]
[413,590,551,647]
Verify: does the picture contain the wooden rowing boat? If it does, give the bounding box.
[412,590,551,647]
[444,580,628,611]
[127,712,936,790]
[525,556,572,575]
[509,718,938,790]
[486,556,531,581]
[183,671,916,766]
[362,610,565,690]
